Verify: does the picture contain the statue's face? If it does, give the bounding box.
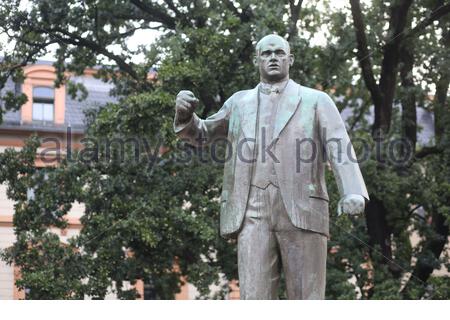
[255,35,294,83]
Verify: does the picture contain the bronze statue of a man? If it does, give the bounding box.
[174,34,369,299]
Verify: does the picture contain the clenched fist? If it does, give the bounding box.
[175,90,199,124]
[337,194,366,216]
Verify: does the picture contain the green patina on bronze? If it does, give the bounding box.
[174,34,368,299]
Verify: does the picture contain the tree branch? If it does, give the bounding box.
[163,0,182,17]
[164,0,193,27]
[129,0,177,29]
[415,146,443,159]
[48,28,141,81]
[376,0,413,133]
[433,72,450,144]
[349,0,383,108]
[403,3,450,41]
[402,210,449,298]
[0,35,57,91]
[223,0,240,16]
[349,99,371,131]
[399,37,417,152]
[287,0,304,41]
[223,0,254,23]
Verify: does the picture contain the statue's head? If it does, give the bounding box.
[254,34,294,83]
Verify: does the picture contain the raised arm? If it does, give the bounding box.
[317,92,369,216]
[174,90,232,146]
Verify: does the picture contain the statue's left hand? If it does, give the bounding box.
[337,194,365,216]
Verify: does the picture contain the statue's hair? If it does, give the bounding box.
[255,34,290,55]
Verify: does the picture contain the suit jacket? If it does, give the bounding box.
[174,79,369,238]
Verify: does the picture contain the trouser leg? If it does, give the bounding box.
[238,186,280,299]
[238,184,327,299]
[276,229,327,299]
[270,184,327,300]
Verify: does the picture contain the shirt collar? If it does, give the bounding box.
[259,79,290,95]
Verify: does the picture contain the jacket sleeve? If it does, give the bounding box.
[316,92,369,201]
[173,96,233,147]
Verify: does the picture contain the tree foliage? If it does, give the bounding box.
[0,0,449,299]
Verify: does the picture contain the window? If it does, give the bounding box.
[32,87,54,122]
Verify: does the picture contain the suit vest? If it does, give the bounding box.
[251,90,282,189]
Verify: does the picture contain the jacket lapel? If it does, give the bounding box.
[273,79,302,139]
[238,85,259,142]
[237,80,302,143]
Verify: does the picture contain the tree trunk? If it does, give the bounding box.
[350,0,414,272]
[399,43,417,153]
[287,0,304,41]
[365,197,404,277]
[376,0,414,135]
[434,72,450,145]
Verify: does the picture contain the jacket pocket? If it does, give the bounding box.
[309,190,329,215]
[309,195,329,202]
[309,187,329,202]
[309,196,329,216]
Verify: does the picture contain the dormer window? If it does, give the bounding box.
[32,87,54,123]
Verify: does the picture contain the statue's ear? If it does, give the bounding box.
[253,55,259,67]
[289,54,294,66]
